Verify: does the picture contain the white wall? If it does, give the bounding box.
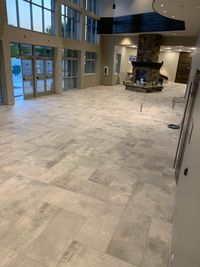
[100,0,153,17]
[114,45,137,83]
[159,51,180,82]
[99,0,115,17]
[114,0,153,16]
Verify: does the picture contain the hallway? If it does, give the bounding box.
[0,83,185,267]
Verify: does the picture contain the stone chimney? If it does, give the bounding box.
[137,34,162,62]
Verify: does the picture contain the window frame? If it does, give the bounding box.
[84,51,97,75]
[85,16,99,45]
[6,0,55,35]
[61,4,82,41]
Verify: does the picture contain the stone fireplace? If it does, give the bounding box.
[125,34,164,92]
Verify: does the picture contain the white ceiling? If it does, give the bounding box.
[153,0,200,36]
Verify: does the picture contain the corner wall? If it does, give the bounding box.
[159,51,180,82]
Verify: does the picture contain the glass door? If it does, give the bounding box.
[21,59,34,99]
[46,60,54,94]
[36,59,45,96]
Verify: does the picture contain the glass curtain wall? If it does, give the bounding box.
[62,49,81,90]
[85,16,99,44]
[61,4,81,40]
[85,52,97,74]
[6,0,55,34]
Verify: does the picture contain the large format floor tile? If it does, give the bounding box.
[0,83,185,266]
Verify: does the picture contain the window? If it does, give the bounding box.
[6,0,55,34]
[62,49,81,90]
[61,4,81,40]
[70,0,81,5]
[85,52,97,74]
[86,0,99,15]
[85,16,99,44]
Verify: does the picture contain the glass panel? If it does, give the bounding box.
[61,4,65,15]
[18,0,31,29]
[46,78,53,92]
[22,60,33,99]
[35,46,45,57]
[6,0,18,26]
[32,0,42,5]
[36,60,44,79]
[23,80,34,97]
[10,43,20,57]
[20,44,33,56]
[44,9,52,34]
[46,60,53,77]
[44,0,52,9]
[36,80,45,93]
[46,47,54,57]
[12,58,23,98]
[32,5,43,32]
[22,59,33,80]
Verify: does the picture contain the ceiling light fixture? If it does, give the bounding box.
[172,15,175,18]
[163,10,167,13]
[191,47,196,50]
[161,4,164,7]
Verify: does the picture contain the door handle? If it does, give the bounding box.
[184,168,189,176]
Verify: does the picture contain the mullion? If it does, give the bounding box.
[42,0,45,33]
[16,0,20,27]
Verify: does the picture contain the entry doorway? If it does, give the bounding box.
[10,43,55,101]
[12,58,23,99]
[36,59,54,96]
[12,58,34,100]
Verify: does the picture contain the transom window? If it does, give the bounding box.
[61,4,81,40]
[85,16,99,44]
[6,0,55,34]
[85,52,97,74]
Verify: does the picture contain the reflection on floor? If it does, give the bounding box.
[0,83,186,267]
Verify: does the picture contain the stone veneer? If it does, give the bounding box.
[137,34,162,62]
[133,34,163,83]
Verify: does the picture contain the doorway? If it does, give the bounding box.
[12,58,23,99]
[36,59,54,96]
[12,58,34,100]
[175,52,193,84]
[10,43,55,101]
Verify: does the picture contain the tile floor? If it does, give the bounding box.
[0,83,186,267]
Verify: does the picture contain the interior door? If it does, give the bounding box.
[22,59,34,99]
[36,59,45,96]
[170,74,200,267]
[46,60,54,94]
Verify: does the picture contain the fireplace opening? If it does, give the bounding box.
[136,70,148,82]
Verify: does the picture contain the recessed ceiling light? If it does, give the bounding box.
[172,15,175,18]
[163,10,167,13]
[187,50,192,53]
[191,47,196,50]
[166,47,171,50]
[161,4,164,7]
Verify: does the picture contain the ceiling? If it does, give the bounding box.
[153,0,200,36]
[126,45,196,53]
[160,45,196,53]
